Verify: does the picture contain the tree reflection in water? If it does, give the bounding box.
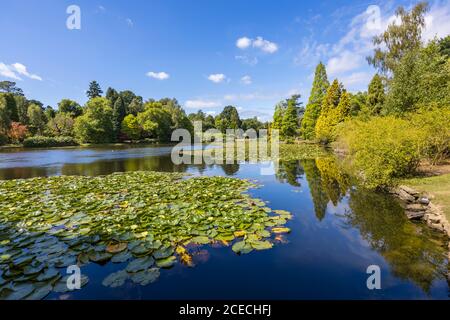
[274,155,448,294]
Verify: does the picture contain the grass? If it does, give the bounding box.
[400,173,450,222]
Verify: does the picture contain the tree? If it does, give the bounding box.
[44,106,56,120]
[74,97,114,143]
[137,102,172,141]
[0,93,19,122]
[301,62,329,140]
[86,81,103,99]
[241,117,265,131]
[0,81,24,96]
[0,95,11,134]
[14,95,29,124]
[160,98,193,133]
[105,87,119,106]
[438,35,450,58]
[281,95,302,139]
[271,101,286,131]
[368,2,428,75]
[215,106,241,133]
[58,99,82,117]
[112,96,126,139]
[27,104,47,135]
[127,96,144,115]
[349,92,367,117]
[47,112,75,137]
[8,122,29,143]
[367,74,385,115]
[384,40,450,114]
[121,114,141,140]
[315,79,344,143]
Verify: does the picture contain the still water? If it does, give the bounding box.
[0,144,448,299]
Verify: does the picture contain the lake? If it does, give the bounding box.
[0,144,448,299]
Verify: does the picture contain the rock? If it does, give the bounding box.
[428,216,441,224]
[406,203,427,212]
[397,189,416,202]
[429,222,446,232]
[399,185,420,196]
[418,197,430,205]
[406,210,425,220]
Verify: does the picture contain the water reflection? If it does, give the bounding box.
[0,145,448,298]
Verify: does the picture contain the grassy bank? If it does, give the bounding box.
[400,173,450,222]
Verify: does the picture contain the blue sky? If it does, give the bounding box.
[1,0,450,120]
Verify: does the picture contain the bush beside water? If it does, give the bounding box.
[23,136,78,148]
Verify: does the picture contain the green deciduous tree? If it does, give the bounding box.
[301,62,329,139]
[137,102,172,141]
[281,96,301,139]
[0,81,24,96]
[86,81,103,99]
[0,95,11,135]
[368,2,428,74]
[74,97,114,143]
[47,112,75,137]
[58,99,82,117]
[112,96,126,139]
[121,114,141,140]
[27,104,47,135]
[215,106,241,133]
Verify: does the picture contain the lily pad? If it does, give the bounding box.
[102,270,129,288]
[106,242,127,254]
[111,251,132,263]
[126,256,155,273]
[156,256,176,268]
[130,268,160,286]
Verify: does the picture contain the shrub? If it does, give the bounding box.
[338,116,421,189]
[23,136,78,148]
[410,106,450,165]
[8,122,29,143]
[0,132,8,145]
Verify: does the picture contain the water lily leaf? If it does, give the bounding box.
[250,240,273,250]
[106,242,127,254]
[130,268,160,286]
[232,241,246,253]
[102,270,129,288]
[191,236,210,245]
[23,264,44,275]
[111,251,132,263]
[25,283,52,300]
[89,252,112,263]
[271,227,291,234]
[156,256,176,268]
[3,283,34,300]
[53,275,89,293]
[126,256,154,273]
[256,230,271,238]
[36,268,60,282]
[153,246,174,260]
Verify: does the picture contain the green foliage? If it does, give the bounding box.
[368,2,428,74]
[367,74,385,115]
[57,99,82,117]
[301,62,329,139]
[410,106,450,164]
[14,95,29,124]
[271,101,285,131]
[281,97,299,139]
[0,93,19,122]
[241,117,265,131]
[315,80,345,143]
[438,35,450,58]
[127,96,144,115]
[137,102,172,141]
[23,136,78,148]
[112,96,126,138]
[384,41,450,114]
[348,92,367,117]
[27,104,47,135]
[86,81,103,99]
[0,95,11,134]
[0,81,24,96]
[121,114,141,140]
[215,106,241,133]
[74,97,114,144]
[47,112,75,137]
[160,98,193,133]
[339,116,422,189]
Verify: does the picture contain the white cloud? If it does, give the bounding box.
[236,37,251,49]
[326,50,363,75]
[240,75,252,85]
[208,73,226,83]
[340,71,373,87]
[0,62,42,81]
[235,55,258,66]
[253,36,278,53]
[0,63,21,80]
[236,36,278,54]
[146,71,170,80]
[185,99,221,109]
